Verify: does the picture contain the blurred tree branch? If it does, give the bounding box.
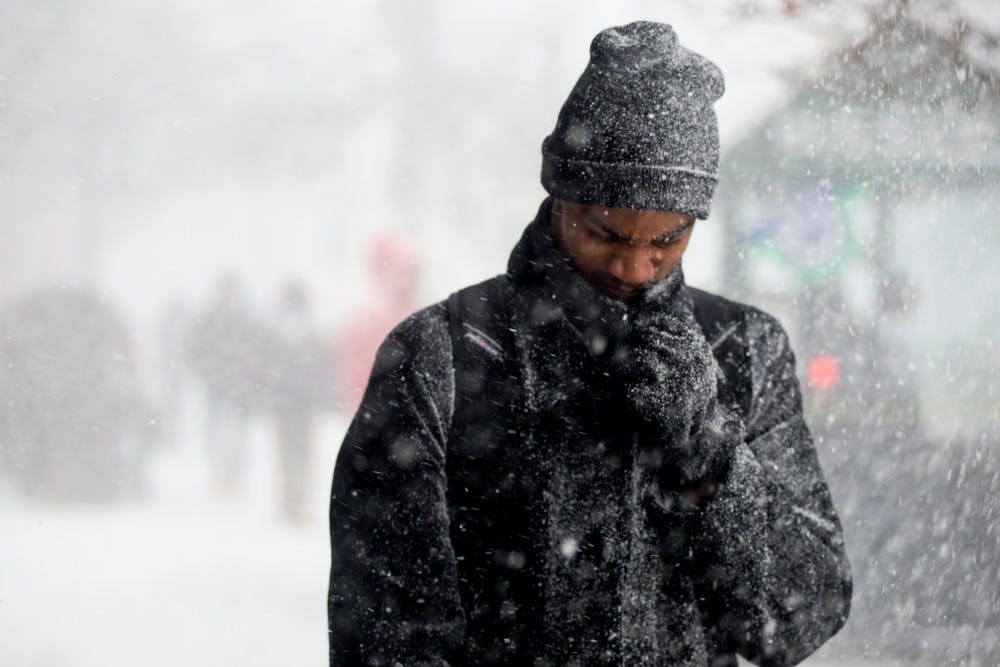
[678,0,998,79]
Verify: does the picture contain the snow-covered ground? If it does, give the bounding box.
[0,389,346,667]
[1,496,327,666]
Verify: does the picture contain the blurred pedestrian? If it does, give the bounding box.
[187,275,264,496]
[156,297,194,445]
[0,286,148,501]
[264,282,331,522]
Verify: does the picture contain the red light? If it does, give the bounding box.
[808,355,840,390]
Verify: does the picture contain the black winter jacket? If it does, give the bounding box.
[329,201,851,666]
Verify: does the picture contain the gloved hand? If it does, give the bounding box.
[614,310,717,437]
[613,310,741,492]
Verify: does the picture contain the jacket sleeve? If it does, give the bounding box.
[694,309,852,666]
[328,304,465,666]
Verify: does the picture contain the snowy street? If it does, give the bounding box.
[1,411,345,667]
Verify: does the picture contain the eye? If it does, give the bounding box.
[653,236,682,249]
[584,221,613,241]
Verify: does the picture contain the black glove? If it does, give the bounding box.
[614,310,716,437]
[614,310,742,492]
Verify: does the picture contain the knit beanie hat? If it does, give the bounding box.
[541,21,725,219]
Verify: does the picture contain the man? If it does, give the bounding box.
[329,21,851,667]
[266,282,329,523]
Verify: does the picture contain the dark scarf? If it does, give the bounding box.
[506,199,696,354]
[502,199,709,666]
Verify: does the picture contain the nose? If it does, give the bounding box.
[607,245,658,286]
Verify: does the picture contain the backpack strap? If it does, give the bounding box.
[689,287,752,419]
[447,276,509,362]
[446,275,514,441]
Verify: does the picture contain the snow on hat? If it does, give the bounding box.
[541,21,725,219]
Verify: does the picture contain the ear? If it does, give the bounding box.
[549,199,565,239]
[552,198,564,219]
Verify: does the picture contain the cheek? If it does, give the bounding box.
[653,245,689,278]
[569,250,602,276]
[665,235,694,268]
[566,232,610,268]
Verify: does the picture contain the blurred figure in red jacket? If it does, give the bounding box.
[337,231,422,414]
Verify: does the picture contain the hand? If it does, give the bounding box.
[614,310,717,438]
[615,311,744,492]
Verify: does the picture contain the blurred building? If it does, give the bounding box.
[715,15,1000,664]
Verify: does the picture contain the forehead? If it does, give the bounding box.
[563,201,694,239]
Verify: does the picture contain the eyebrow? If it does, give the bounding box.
[583,210,695,245]
[651,219,696,244]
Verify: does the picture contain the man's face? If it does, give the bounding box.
[550,199,696,302]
